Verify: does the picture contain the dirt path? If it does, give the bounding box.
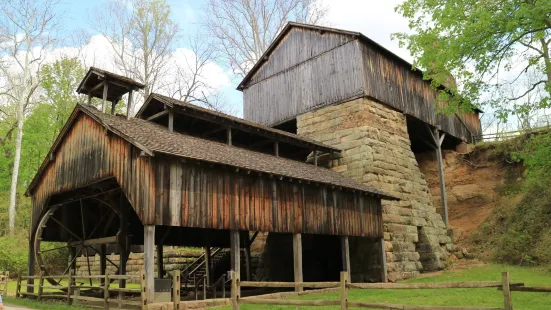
[3,304,33,310]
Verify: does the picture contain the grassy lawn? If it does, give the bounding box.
[214,264,551,310]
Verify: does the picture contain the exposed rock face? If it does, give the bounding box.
[297,97,451,282]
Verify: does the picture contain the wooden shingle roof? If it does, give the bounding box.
[76,104,397,200]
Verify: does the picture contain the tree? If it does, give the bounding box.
[0,0,60,234]
[394,0,551,121]
[92,0,179,98]
[202,0,327,78]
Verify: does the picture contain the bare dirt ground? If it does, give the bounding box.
[3,304,33,310]
[416,150,523,245]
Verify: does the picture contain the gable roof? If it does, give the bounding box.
[238,22,422,90]
[137,93,340,153]
[27,104,398,200]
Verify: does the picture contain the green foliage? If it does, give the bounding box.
[0,233,29,276]
[394,0,551,120]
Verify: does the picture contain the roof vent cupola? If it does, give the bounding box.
[76,67,145,118]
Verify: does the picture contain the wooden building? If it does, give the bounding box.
[26,68,397,302]
[238,22,482,148]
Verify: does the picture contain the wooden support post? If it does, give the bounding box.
[340,271,348,310]
[244,244,252,281]
[140,269,147,310]
[37,273,44,301]
[502,272,513,310]
[102,83,109,113]
[379,237,388,283]
[341,236,351,281]
[227,128,232,145]
[16,274,21,298]
[27,239,35,293]
[173,270,181,310]
[168,109,174,132]
[100,244,107,277]
[87,94,92,106]
[293,233,303,292]
[230,271,239,310]
[118,201,128,306]
[144,225,155,303]
[126,89,134,119]
[204,247,211,285]
[157,244,164,278]
[111,99,117,115]
[274,141,279,156]
[67,271,73,305]
[432,128,448,226]
[103,274,110,310]
[230,231,240,283]
[314,150,318,166]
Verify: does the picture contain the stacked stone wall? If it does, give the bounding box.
[297,97,452,281]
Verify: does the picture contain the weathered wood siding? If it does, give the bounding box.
[31,114,154,230]
[243,37,364,126]
[31,113,382,238]
[242,27,482,142]
[247,28,356,85]
[359,43,479,142]
[155,158,382,237]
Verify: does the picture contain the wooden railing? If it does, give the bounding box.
[16,271,145,309]
[231,271,521,310]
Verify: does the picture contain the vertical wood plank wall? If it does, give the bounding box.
[31,114,382,238]
[241,27,482,142]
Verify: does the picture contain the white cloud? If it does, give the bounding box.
[322,0,412,62]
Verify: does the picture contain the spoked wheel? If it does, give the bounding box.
[34,197,128,287]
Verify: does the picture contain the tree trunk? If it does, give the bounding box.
[8,93,25,234]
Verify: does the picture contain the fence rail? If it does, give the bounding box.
[231,271,517,310]
[15,271,145,309]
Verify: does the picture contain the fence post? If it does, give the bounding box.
[16,274,21,298]
[103,274,109,310]
[502,272,513,310]
[37,273,44,301]
[4,271,8,296]
[340,271,348,310]
[173,270,180,310]
[67,271,73,305]
[231,271,239,310]
[141,269,147,310]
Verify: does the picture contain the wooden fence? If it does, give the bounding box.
[231,271,520,310]
[16,271,145,309]
[0,271,8,296]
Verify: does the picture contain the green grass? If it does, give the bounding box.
[214,264,551,310]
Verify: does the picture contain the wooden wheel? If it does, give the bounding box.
[33,198,128,287]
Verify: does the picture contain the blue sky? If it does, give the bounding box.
[53,0,411,116]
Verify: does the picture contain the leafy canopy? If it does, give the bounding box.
[394,0,551,120]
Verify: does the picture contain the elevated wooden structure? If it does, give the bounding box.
[238,22,482,146]
[26,68,397,303]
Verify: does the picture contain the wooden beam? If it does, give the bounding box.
[244,243,252,281]
[27,240,35,293]
[157,245,164,279]
[144,225,155,303]
[168,109,174,132]
[87,94,92,106]
[227,128,233,145]
[205,247,212,285]
[433,128,449,226]
[201,126,225,137]
[293,233,303,292]
[230,230,240,283]
[100,245,107,276]
[274,141,279,156]
[68,236,118,247]
[89,81,106,94]
[314,150,318,166]
[126,90,134,119]
[102,83,109,113]
[111,99,118,115]
[341,236,350,281]
[146,109,169,121]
